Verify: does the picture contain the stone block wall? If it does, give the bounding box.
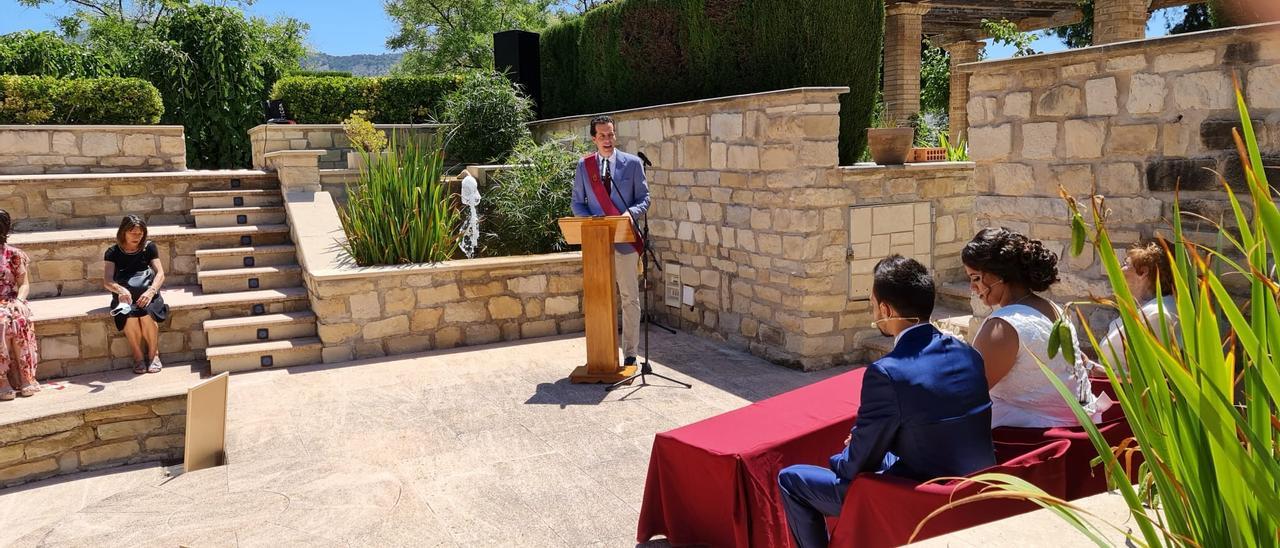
[0,126,186,175]
[960,22,1280,321]
[249,124,444,170]
[12,228,266,299]
[0,396,185,487]
[303,256,586,363]
[0,173,202,231]
[532,87,978,370]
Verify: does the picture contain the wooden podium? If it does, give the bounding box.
[559,216,639,384]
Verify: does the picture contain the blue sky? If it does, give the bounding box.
[2,1,1184,59]
[0,0,398,56]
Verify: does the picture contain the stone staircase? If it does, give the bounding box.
[188,176,322,373]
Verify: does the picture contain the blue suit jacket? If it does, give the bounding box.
[571,150,650,255]
[830,324,995,482]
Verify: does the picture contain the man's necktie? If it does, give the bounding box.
[602,158,613,195]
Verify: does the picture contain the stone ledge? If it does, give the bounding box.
[531,86,851,126]
[308,252,584,283]
[30,285,308,323]
[11,223,290,246]
[0,169,272,185]
[957,21,1280,73]
[837,161,975,172]
[1,364,199,429]
[0,125,184,132]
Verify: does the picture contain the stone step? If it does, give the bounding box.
[207,337,323,374]
[0,169,278,191]
[190,189,283,209]
[204,311,317,346]
[191,206,286,228]
[30,285,309,323]
[197,265,302,294]
[195,244,298,270]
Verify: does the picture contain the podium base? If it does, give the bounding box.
[570,364,638,384]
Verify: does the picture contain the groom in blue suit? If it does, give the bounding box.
[571,115,650,366]
[778,256,995,548]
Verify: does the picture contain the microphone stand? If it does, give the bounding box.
[604,153,690,392]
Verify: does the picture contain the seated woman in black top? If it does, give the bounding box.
[102,215,169,374]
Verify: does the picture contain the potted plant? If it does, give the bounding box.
[342,110,389,171]
[866,113,914,165]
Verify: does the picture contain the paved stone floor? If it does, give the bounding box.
[2,331,855,547]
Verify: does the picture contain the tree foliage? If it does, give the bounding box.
[440,70,534,165]
[2,1,306,168]
[385,0,553,73]
[919,41,949,116]
[540,0,883,165]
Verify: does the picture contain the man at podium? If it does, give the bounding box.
[571,115,650,367]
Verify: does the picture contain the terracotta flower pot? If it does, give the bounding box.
[866,128,915,165]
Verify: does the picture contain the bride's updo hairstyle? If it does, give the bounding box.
[961,227,1060,292]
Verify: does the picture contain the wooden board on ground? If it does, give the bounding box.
[184,372,229,473]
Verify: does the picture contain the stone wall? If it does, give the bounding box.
[0,126,186,175]
[249,124,444,170]
[303,255,586,363]
[960,22,1280,324]
[0,396,185,487]
[532,87,977,369]
[0,172,202,231]
[12,226,278,299]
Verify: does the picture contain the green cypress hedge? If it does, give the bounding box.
[0,75,163,124]
[540,0,884,164]
[270,74,464,124]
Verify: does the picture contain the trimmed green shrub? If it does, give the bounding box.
[540,0,884,164]
[288,69,353,78]
[440,71,534,166]
[0,75,163,124]
[0,31,112,78]
[270,74,463,123]
[480,136,591,257]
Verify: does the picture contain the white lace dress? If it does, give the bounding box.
[982,304,1112,428]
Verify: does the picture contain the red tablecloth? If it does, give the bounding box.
[637,368,865,548]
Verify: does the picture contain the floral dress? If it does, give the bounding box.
[0,245,39,384]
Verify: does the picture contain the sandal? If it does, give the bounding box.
[133,360,147,375]
[0,388,14,401]
[17,383,38,397]
[147,356,163,374]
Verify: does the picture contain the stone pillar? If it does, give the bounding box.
[883,2,931,125]
[1093,0,1149,45]
[263,150,323,193]
[943,40,985,142]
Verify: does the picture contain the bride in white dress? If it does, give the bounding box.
[961,227,1112,428]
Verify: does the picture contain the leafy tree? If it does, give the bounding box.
[982,18,1038,57]
[1167,3,1216,34]
[385,0,553,73]
[17,0,257,29]
[6,1,306,168]
[919,40,949,116]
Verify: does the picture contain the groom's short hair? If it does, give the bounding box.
[872,255,935,320]
[590,115,614,136]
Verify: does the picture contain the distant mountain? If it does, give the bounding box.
[302,52,403,76]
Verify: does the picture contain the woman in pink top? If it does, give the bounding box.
[0,209,40,401]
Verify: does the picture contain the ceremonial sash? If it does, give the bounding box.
[584,153,644,254]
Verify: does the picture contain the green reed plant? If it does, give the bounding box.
[938,130,969,162]
[917,77,1280,547]
[340,133,460,266]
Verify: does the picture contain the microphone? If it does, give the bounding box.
[637,151,653,167]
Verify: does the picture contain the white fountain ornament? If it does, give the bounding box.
[459,173,481,258]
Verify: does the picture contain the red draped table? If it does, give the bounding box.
[637,368,866,547]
